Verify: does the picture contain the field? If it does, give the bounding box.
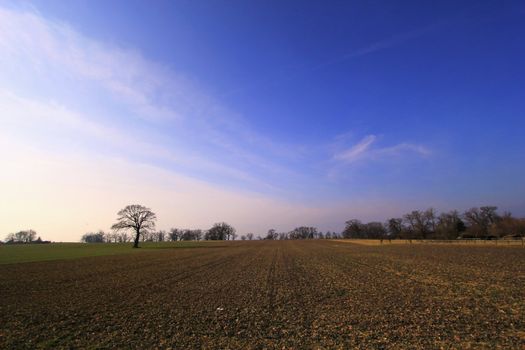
[1,241,524,349]
[0,241,214,264]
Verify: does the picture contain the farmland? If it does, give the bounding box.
[0,241,216,265]
[1,241,524,349]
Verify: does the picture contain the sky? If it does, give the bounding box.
[1,0,524,241]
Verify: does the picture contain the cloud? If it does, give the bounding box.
[0,6,303,192]
[376,143,431,158]
[0,90,276,192]
[0,5,446,241]
[0,132,415,241]
[333,134,430,164]
[333,135,376,163]
[0,6,182,122]
[318,24,436,68]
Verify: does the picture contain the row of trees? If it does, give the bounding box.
[261,207,525,241]
[343,206,525,240]
[82,224,237,244]
[262,227,341,240]
[81,204,524,248]
[82,205,238,247]
[81,231,132,243]
[3,229,49,244]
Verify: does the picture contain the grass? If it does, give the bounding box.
[0,241,215,264]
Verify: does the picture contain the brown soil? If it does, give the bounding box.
[1,240,524,349]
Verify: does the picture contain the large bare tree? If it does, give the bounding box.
[111,205,157,248]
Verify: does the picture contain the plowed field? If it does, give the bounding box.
[1,241,524,349]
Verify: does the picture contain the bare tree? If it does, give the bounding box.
[204,222,235,241]
[173,229,203,241]
[436,210,465,239]
[153,230,166,242]
[205,222,236,240]
[289,226,318,239]
[81,231,106,243]
[463,206,499,238]
[386,218,404,239]
[489,212,525,238]
[111,205,157,248]
[117,232,131,243]
[169,228,181,241]
[246,233,254,240]
[6,229,37,243]
[403,209,435,239]
[364,222,386,239]
[342,220,364,239]
[265,229,278,240]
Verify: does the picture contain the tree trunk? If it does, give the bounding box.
[133,229,140,248]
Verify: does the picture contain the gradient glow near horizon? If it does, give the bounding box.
[1,1,524,241]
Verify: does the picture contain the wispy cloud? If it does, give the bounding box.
[333,134,430,165]
[314,24,438,70]
[0,6,183,122]
[376,143,431,158]
[0,90,278,192]
[222,22,440,98]
[0,6,303,193]
[333,135,376,163]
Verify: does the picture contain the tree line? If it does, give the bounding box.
[2,229,50,244]
[79,204,524,248]
[82,224,237,244]
[81,205,239,247]
[342,206,525,240]
[5,205,524,247]
[261,227,340,240]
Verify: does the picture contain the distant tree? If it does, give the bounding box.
[240,235,246,240]
[278,232,288,240]
[193,229,204,241]
[386,218,404,239]
[81,231,106,243]
[205,222,236,240]
[364,222,386,239]
[489,212,525,238]
[117,232,131,243]
[111,205,157,248]
[426,208,437,234]
[180,229,203,241]
[436,210,465,239]
[463,206,500,238]
[342,221,386,239]
[403,209,435,239]
[168,228,180,241]
[6,229,37,243]
[141,230,154,242]
[342,220,364,239]
[106,232,119,243]
[246,233,254,241]
[27,229,37,242]
[265,229,278,240]
[153,230,166,242]
[289,226,317,239]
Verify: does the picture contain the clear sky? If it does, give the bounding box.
[1,1,524,241]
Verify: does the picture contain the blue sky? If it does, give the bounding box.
[1,1,524,240]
